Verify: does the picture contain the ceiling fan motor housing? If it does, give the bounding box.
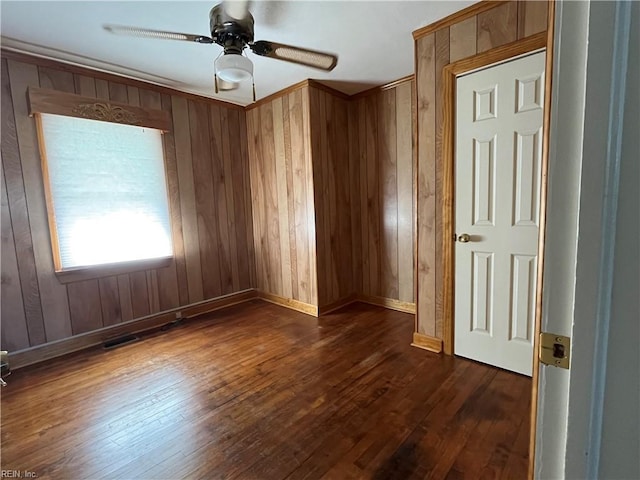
[209,4,254,55]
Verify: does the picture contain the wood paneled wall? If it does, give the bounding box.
[308,86,353,307]
[246,85,318,306]
[1,55,255,352]
[348,80,416,303]
[414,0,548,338]
[246,80,415,311]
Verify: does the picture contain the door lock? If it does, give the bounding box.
[457,233,471,243]
[539,333,570,369]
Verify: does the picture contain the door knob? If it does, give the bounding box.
[458,233,471,243]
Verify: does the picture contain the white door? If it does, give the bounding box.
[454,51,545,376]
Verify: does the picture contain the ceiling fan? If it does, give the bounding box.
[103,1,338,101]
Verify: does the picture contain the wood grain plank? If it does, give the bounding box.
[435,27,450,339]
[246,108,267,292]
[309,88,328,305]
[477,1,518,53]
[37,67,74,93]
[357,99,370,296]
[322,91,340,305]
[171,96,204,303]
[260,104,276,295]
[282,94,299,301]
[7,59,72,342]
[415,34,437,337]
[271,97,293,300]
[288,89,311,304]
[73,75,96,97]
[160,94,188,308]
[95,79,109,100]
[396,81,414,303]
[347,100,363,295]
[259,102,283,296]
[450,16,477,62]
[1,58,46,347]
[189,100,223,299]
[146,270,161,314]
[138,89,161,110]
[379,88,399,300]
[129,271,150,319]
[98,277,121,326]
[307,88,323,303]
[518,0,548,39]
[365,94,380,298]
[67,280,103,335]
[108,82,128,103]
[154,263,180,312]
[234,109,253,291]
[127,86,141,107]
[0,159,31,351]
[312,88,327,304]
[247,106,264,291]
[322,91,337,304]
[219,107,241,293]
[334,97,352,300]
[301,87,318,305]
[117,275,134,322]
[213,105,234,295]
[237,109,256,290]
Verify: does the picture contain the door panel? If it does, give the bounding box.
[454,51,545,376]
[472,136,496,226]
[471,251,494,334]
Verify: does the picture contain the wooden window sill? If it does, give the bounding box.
[55,256,172,284]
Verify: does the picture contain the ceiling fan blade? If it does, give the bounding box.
[250,41,337,71]
[103,24,214,44]
[223,0,250,20]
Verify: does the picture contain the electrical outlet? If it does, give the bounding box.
[175,311,182,320]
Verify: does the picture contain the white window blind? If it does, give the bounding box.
[39,113,173,270]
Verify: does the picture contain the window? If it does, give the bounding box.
[30,88,173,276]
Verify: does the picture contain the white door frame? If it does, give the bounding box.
[534,0,635,478]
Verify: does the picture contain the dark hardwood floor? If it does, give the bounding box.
[0,301,531,479]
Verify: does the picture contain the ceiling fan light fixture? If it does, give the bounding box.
[215,53,253,83]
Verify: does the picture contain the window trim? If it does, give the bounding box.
[28,88,175,280]
[53,257,173,284]
[27,87,171,131]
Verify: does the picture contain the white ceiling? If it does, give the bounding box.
[1,1,475,106]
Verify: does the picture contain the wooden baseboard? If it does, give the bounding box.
[411,332,443,353]
[258,291,318,317]
[318,294,358,315]
[257,292,416,317]
[357,295,417,314]
[9,289,259,369]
